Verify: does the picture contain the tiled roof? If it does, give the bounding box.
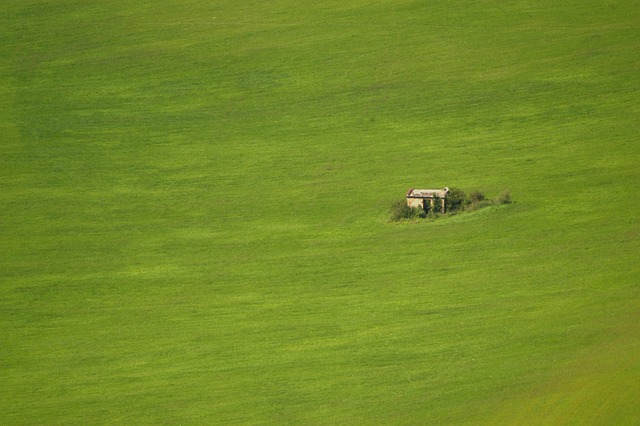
[406,187,449,198]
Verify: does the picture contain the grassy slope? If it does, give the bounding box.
[1,0,639,424]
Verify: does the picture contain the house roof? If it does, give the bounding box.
[406,187,449,198]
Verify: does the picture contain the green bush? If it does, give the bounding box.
[445,187,466,213]
[498,189,512,204]
[468,190,485,204]
[389,201,423,222]
[465,190,486,211]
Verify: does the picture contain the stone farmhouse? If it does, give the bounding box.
[406,187,449,213]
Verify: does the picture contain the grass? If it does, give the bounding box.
[1,0,639,424]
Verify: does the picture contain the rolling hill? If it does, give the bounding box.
[1,0,638,423]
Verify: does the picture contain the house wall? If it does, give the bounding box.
[407,198,424,209]
[407,198,444,211]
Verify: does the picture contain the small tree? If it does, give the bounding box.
[445,187,466,213]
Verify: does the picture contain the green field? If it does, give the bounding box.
[1,0,639,424]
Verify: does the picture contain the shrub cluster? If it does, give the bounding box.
[389,187,511,222]
[389,201,426,221]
